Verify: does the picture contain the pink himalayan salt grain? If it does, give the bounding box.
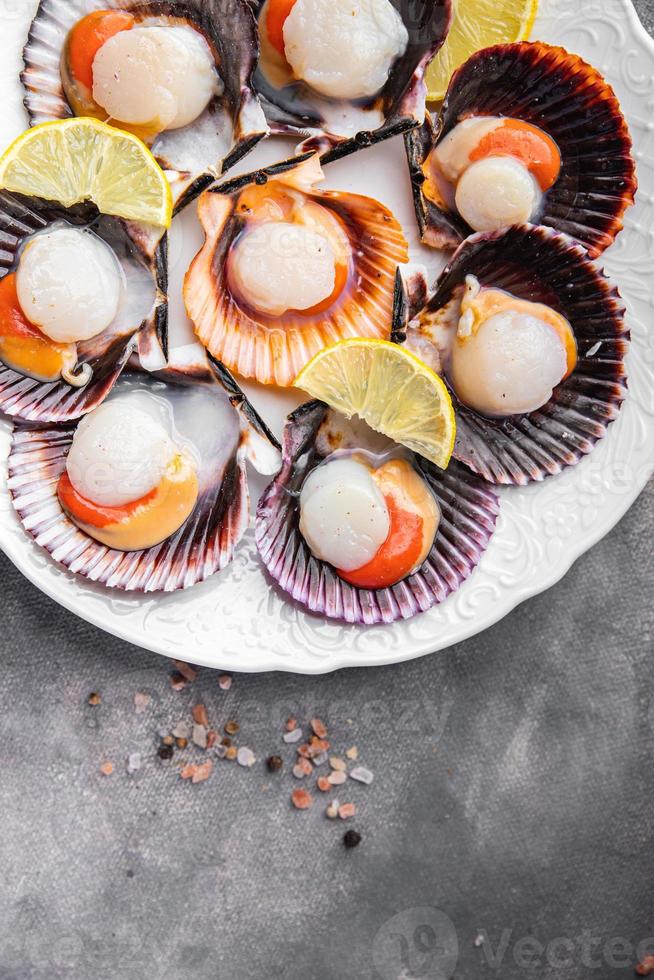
[133,692,151,714]
[192,704,209,726]
[172,660,197,682]
[170,673,188,692]
[192,725,208,749]
[291,789,314,810]
[181,761,213,783]
[311,718,327,739]
[293,757,313,779]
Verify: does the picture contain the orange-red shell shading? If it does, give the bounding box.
[183,157,409,387]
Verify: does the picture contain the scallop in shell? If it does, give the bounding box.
[406,42,636,257]
[183,153,409,387]
[21,0,268,212]
[255,401,499,625]
[398,224,629,485]
[8,355,281,593]
[253,0,452,161]
[0,190,165,423]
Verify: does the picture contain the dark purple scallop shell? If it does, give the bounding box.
[406,42,637,257]
[401,224,629,486]
[7,359,281,593]
[21,0,268,213]
[0,191,166,424]
[255,400,499,625]
[252,0,452,162]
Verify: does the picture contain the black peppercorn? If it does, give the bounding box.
[266,755,283,773]
[343,830,362,849]
[157,744,174,760]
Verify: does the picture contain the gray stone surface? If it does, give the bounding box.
[1,4,653,978]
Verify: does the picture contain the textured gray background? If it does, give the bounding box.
[1,4,653,977]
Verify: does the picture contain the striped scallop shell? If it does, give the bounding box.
[0,191,166,424]
[183,154,409,387]
[7,360,281,593]
[255,401,500,625]
[21,0,268,212]
[401,224,629,485]
[406,42,637,257]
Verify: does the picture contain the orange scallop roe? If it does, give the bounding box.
[57,470,158,529]
[300,261,349,316]
[67,10,135,90]
[338,459,438,591]
[469,119,561,192]
[340,492,424,590]
[265,0,298,58]
[0,273,69,381]
[58,455,199,552]
[0,273,47,342]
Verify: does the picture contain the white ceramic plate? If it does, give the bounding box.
[0,0,652,673]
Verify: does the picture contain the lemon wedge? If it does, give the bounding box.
[0,118,172,227]
[426,0,538,102]
[294,339,456,469]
